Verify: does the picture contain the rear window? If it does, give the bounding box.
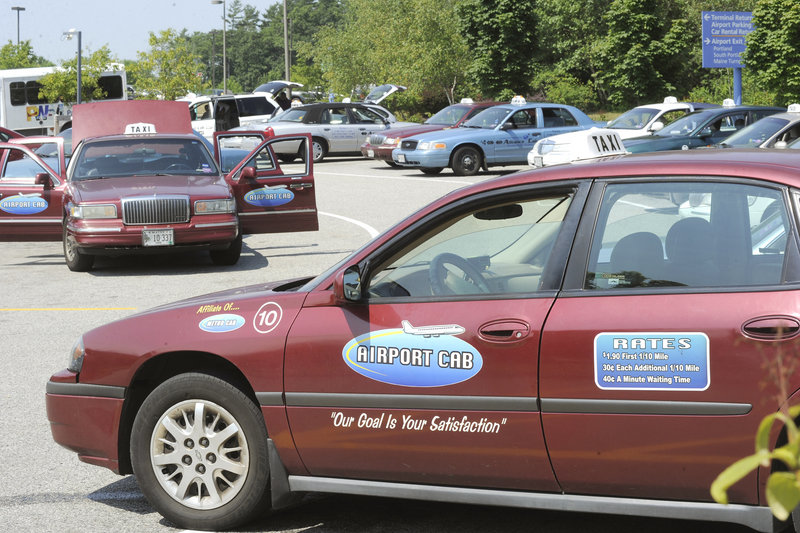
[236,97,275,117]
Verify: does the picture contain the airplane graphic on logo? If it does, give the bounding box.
[401,320,465,338]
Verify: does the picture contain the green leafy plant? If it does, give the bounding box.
[711,405,800,521]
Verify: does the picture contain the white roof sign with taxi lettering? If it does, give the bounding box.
[528,127,629,168]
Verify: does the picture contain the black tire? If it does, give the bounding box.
[451,146,482,176]
[420,167,443,175]
[277,154,296,163]
[311,138,327,163]
[130,373,270,531]
[63,226,94,272]
[209,233,242,266]
[384,160,399,168]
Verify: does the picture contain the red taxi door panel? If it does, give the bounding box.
[281,186,585,491]
[0,143,65,241]
[216,131,318,235]
[539,179,797,505]
[284,298,559,491]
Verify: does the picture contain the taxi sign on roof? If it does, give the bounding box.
[125,123,157,135]
[72,100,192,147]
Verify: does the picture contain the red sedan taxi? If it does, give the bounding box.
[360,99,499,165]
[47,148,800,532]
[0,100,318,270]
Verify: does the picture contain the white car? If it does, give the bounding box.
[528,127,628,168]
[605,97,717,139]
[187,81,303,140]
[234,102,416,163]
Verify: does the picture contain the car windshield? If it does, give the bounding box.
[719,117,790,147]
[70,138,218,180]
[425,105,470,126]
[652,110,717,137]
[461,107,512,129]
[607,107,659,130]
[269,108,306,122]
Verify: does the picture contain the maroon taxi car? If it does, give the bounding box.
[0,100,318,271]
[47,148,800,532]
[360,99,499,165]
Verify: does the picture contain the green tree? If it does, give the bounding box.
[0,41,52,69]
[38,46,118,104]
[456,0,537,98]
[312,0,469,108]
[743,0,800,105]
[596,0,694,107]
[128,30,207,100]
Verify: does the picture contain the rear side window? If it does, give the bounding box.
[543,107,578,127]
[236,97,275,117]
[586,181,790,289]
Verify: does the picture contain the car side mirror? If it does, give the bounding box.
[500,122,515,130]
[700,126,714,137]
[775,141,788,149]
[334,265,363,302]
[238,166,257,182]
[35,172,53,189]
[650,121,665,132]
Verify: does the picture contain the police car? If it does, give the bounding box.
[392,96,598,175]
[528,127,629,167]
[47,147,800,532]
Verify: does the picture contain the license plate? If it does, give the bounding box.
[397,153,406,163]
[367,149,374,157]
[142,228,174,247]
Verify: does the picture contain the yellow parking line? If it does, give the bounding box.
[0,307,136,311]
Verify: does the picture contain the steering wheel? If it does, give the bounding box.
[428,252,491,296]
[164,163,194,172]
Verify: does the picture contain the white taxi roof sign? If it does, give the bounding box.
[125,123,157,135]
[510,95,527,105]
[788,103,800,113]
[663,96,678,104]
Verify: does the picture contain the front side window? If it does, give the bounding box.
[586,181,789,289]
[350,107,383,124]
[367,193,573,298]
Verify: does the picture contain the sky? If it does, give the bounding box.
[2,0,279,63]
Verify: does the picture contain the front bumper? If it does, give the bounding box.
[46,370,126,473]
[66,215,239,256]
[391,148,450,168]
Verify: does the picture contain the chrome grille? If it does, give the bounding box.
[121,196,190,225]
[367,134,386,145]
[400,140,418,150]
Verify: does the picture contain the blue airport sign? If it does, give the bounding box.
[701,11,753,69]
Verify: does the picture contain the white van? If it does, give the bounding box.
[0,65,127,135]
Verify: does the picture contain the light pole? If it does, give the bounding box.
[283,0,290,80]
[11,7,25,45]
[62,29,82,104]
[211,0,227,94]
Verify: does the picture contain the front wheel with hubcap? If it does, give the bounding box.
[311,138,327,163]
[63,226,94,271]
[131,373,270,531]
[451,146,482,176]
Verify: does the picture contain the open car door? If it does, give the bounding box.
[215,130,318,235]
[0,137,66,241]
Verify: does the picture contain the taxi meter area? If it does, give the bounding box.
[0,100,319,270]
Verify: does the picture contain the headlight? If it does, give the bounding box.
[384,137,400,146]
[418,141,447,150]
[68,336,85,373]
[195,198,235,214]
[70,204,117,219]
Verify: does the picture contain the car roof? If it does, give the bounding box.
[470,149,800,195]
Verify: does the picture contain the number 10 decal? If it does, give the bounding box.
[254,302,283,334]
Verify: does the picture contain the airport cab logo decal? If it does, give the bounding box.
[594,332,710,391]
[244,186,294,207]
[0,193,48,215]
[199,313,246,333]
[342,320,482,387]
